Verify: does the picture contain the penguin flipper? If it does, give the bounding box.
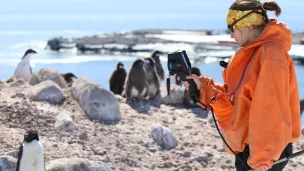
[16,144,23,171]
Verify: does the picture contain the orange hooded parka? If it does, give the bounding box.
[198,19,301,168]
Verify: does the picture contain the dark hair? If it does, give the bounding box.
[230,0,281,17]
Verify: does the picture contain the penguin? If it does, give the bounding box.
[151,50,165,81]
[60,72,78,87]
[183,67,202,107]
[109,62,127,95]
[14,49,37,81]
[144,57,160,99]
[16,130,45,171]
[125,59,148,100]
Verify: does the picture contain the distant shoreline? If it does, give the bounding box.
[45,29,304,63]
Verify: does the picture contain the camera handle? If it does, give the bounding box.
[186,79,199,103]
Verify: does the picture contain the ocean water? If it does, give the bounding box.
[0,0,304,124]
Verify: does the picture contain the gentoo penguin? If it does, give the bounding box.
[60,72,78,87]
[144,57,160,99]
[109,62,127,95]
[16,130,45,171]
[14,49,37,81]
[125,59,148,100]
[151,50,165,81]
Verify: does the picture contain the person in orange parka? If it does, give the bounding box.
[184,0,301,171]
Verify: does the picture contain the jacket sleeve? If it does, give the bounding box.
[198,76,235,128]
[197,76,228,107]
[247,55,296,168]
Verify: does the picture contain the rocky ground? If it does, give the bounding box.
[0,78,304,171]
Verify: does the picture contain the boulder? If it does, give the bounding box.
[3,150,18,159]
[46,158,112,171]
[72,77,121,124]
[28,80,65,105]
[161,85,184,105]
[151,124,178,150]
[55,113,77,132]
[0,155,17,171]
[29,68,68,88]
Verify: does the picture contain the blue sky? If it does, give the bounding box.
[0,0,303,32]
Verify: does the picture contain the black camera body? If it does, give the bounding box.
[167,50,199,103]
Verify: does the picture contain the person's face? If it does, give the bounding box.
[230,26,251,47]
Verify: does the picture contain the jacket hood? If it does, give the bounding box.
[244,19,292,51]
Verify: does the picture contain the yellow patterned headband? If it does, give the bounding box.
[226,9,265,27]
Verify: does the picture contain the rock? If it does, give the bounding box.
[151,124,178,150]
[47,38,76,51]
[181,151,192,157]
[3,150,18,159]
[28,80,65,105]
[79,132,89,141]
[72,77,121,124]
[29,68,68,88]
[55,113,77,132]
[0,155,17,171]
[5,76,15,83]
[46,158,112,171]
[161,85,184,105]
[10,78,27,87]
[0,81,6,90]
[115,95,126,103]
[189,152,213,164]
[226,160,232,164]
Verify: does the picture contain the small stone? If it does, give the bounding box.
[226,160,232,164]
[181,151,192,158]
[185,125,192,129]
[79,132,89,140]
[221,165,227,170]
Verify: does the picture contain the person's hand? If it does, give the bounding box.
[255,165,271,171]
[183,74,202,91]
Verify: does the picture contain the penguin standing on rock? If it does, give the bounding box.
[16,130,45,171]
[14,49,37,81]
[109,62,127,95]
